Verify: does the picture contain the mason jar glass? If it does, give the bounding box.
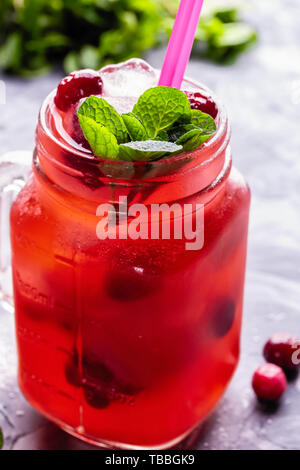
[6,75,250,449]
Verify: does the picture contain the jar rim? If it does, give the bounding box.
[39,75,229,172]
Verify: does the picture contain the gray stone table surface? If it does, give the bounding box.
[0,0,300,450]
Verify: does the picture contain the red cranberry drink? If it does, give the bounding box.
[10,59,250,448]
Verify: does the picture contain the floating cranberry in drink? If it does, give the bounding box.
[185,91,218,118]
[209,297,236,338]
[54,69,103,111]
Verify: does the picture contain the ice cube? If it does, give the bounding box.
[101,59,158,99]
[103,96,138,115]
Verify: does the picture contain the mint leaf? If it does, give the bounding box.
[78,114,119,159]
[133,86,191,139]
[118,140,182,161]
[176,128,205,145]
[170,112,217,151]
[168,124,197,143]
[155,130,169,141]
[182,132,214,151]
[191,110,217,134]
[76,86,217,161]
[121,113,148,141]
[78,96,128,143]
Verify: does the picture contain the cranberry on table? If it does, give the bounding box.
[54,70,103,111]
[263,332,300,370]
[252,363,287,402]
[184,91,218,118]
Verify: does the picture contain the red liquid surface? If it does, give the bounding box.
[10,61,250,448]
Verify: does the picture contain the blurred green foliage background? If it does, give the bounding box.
[0,0,257,77]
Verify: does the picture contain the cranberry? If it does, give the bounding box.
[65,350,141,409]
[65,359,80,388]
[252,363,287,402]
[185,91,218,118]
[117,381,141,396]
[210,298,236,338]
[71,112,90,148]
[54,69,103,111]
[65,351,113,387]
[264,332,300,370]
[105,264,159,302]
[84,384,110,409]
[83,356,114,385]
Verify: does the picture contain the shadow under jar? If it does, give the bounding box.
[10,82,250,449]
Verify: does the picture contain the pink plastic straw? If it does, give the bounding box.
[158,0,205,89]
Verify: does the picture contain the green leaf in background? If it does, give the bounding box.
[0,32,22,72]
[122,113,148,141]
[214,6,239,23]
[162,0,257,65]
[119,140,182,161]
[195,1,257,64]
[78,114,119,159]
[208,22,257,63]
[78,96,128,144]
[0,0,257,76]
[0,0,162,76]
[191,110,217,134]
[215,22,255,47]
[0,427,3,450]
[133,86,191,139]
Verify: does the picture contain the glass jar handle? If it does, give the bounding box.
[0,151,32,311]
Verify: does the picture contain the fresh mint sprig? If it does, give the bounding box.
[121,113,148,141]
[77,86,217,161]
[191,109,216,134]
[78,114,119,159]
[78,96,128,143]
[132,86,191,138]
